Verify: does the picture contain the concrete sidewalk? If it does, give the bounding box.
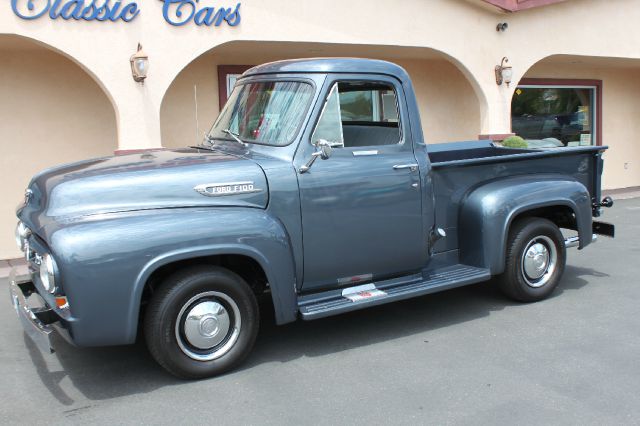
[0,257,28,279]
[603,186,640,200]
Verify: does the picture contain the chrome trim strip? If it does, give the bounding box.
[337,273,373,286]
[353,150,379,156]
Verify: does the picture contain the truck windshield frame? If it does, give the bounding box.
[208,79,315,147]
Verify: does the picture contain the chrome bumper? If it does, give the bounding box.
[8,269,55,354]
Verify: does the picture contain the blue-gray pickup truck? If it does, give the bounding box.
[10,58,615,379]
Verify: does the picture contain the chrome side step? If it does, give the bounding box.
[565,234,597,249]
[298,265,490,320]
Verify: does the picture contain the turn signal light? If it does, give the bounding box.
[55,297,69,310]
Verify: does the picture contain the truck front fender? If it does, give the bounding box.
[48,207,298,346]
[458,175,593,275]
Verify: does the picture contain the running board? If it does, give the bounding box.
[298,265,491,320]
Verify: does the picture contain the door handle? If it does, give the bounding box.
[393,164,418,172]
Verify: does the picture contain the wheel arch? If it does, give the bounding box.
[127,244,298,343]
[459,176,593,275]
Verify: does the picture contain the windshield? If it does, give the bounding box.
[209,80,314,146]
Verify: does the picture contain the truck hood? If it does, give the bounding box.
[19,148,269,229]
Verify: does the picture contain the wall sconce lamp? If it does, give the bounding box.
[130,43,149,83]
[495,57,513,87]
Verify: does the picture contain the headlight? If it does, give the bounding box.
[15,222,30,251]
[39,253,57,294]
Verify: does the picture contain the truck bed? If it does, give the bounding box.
[427,140,607,253]
[428,141,534,164]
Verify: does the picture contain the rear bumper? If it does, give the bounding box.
[8,269,56,354]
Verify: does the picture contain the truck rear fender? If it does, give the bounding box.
[458,176,593,275]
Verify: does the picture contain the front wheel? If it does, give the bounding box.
[497,217,567,302]
[144,266,259,379]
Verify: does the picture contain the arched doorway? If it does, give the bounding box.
[0,35,118,259]
[160,41,484,149]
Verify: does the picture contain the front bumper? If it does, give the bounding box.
[8,268,56,354]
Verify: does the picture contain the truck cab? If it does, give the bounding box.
[10,59,614,379]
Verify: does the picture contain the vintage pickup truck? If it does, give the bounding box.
[10,58,615,379]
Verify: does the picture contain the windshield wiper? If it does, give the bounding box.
[222,129,248,147]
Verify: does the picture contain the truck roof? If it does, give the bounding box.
[243,58,411,83]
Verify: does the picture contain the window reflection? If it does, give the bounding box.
[512,86,595,147]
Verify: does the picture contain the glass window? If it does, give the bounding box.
[311,81,402,149]
[210,80,313,146]
[512,86,596,147]
[311,83,344,146]
[339,82,399,123]
[226,74,241,98]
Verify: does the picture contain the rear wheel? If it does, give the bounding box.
[498,217,566,302]
[144,266,259,379]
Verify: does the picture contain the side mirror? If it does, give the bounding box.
[316,139,333,160]
[299,139,335,174]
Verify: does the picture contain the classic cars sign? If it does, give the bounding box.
[10,0,242,27]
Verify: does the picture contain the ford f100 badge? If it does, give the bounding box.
[194,181,261,197]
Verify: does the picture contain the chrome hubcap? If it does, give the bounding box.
[524,243,549,279]
[521,235,557,288]
[176,291,241,361]
[183,301,230,349]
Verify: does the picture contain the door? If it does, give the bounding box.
[296,76,427,291]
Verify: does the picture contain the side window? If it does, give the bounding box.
[310,83,345,147]
[338,81,401,148]
[311,80,402,150]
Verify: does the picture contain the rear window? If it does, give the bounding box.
[338,81,399,123]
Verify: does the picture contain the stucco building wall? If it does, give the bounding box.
[0,46,117,258]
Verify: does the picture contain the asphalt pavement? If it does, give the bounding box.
[1,198,639,425]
